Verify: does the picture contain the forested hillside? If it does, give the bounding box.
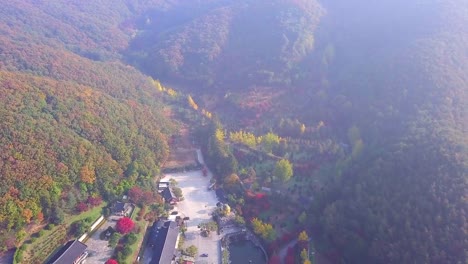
[0,0,177,250]
[308,1,468,263]
[125,0,467,263]
[125,0,324,90]
[0,0,466,263]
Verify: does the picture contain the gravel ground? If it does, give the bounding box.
[85,215,123,264]
[165,168,221,264]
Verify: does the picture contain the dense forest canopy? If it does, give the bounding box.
[0,0,178,249]
[0,0,466,263]
[125,0,467,263]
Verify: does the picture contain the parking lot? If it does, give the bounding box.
[85,206,133,264]
[166,169,221,264]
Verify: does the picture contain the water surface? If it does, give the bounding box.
[229,240,266,264]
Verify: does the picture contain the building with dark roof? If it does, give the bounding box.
[148,220,180,264]
[112,201,131,216]
[47,239,87,264]
[160,187,177,204]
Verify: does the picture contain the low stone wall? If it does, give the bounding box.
[221,230,268,264]
[78,215,105,242]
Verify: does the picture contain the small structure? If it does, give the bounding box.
[160,187,177,204]
[148,220,180,264]
[112,201,131,216]
[47,239,87,264]
[158,181,170,191]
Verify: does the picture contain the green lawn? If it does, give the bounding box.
[21,204,105,264]
[123,206,149,263]
[65,204,104,226]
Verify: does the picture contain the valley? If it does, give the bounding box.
[0,1,466,264]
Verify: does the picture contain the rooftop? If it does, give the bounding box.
[161,187,176,202]
[149,221,180,264]
[47,240,87,264]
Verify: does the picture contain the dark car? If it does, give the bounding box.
[170,211,178,215]
[200,253,208,257]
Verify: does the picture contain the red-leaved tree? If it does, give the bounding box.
[105,259,118,264]
[128,186,143,204]
[116,217,134,234]
[269,255,281,264]
[87,195,102,207]
[76,202,88,212]
[285,247,295,264]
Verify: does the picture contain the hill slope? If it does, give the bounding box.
[126,0,467,263]
[125,0,325,90]
[0,0,177,250]
[0,0,466,263]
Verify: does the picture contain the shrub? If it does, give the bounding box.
[126,233,138,245]
[109,233,121,248]
[122,245,132,257]
[116,217,134,234]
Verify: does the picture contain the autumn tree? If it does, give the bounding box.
[298,230,309,242]
[22,209,33,224]
[116,217,134,234]
[224,173,240,187]
[80,164,96,184]
[229,130,258,147]
[273,159,293,182]
[36,211,44,223]
[105,259,118,264]
[251,218,276,241]
[87,195,102,207]
[128,186,143,203]
[259,132,280,153]
[76,202,88,213]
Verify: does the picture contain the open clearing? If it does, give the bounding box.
[163,126,197,169]
[165,167,221,264]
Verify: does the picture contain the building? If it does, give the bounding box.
[148,220,180,264]
[158,181,170,191]
[160,187,177,204]
[47,240,87,264]
[112,201,131,216]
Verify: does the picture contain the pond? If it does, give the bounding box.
[229,240,267,264]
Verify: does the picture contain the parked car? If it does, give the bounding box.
[170,211,178,215]
[200,253,208,257]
